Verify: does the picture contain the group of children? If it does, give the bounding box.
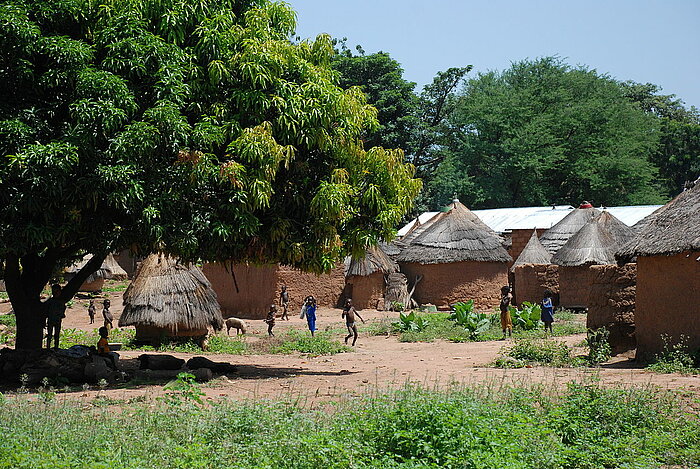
[499,285,555,339]
[263,286,365,346]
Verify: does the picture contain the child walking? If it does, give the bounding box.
[279,285,289,321]
[303,295,317,336]
[102,299,113,330]
[264,304,277,337]
[342,299,365,346]
[541,289,554,333]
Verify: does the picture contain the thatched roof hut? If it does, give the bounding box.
[511,231,552,272]
[553,211,635,266]
[615,181,700,360]
[397,201,511,264]
[552,211,635,310]
[345,245,399,309]
[395,200,511,309]
[120,254,223,339]
[65,253,129,291]
[539,205,601,254]
[618,182,700,262]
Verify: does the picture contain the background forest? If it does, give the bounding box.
[332,43,700,212]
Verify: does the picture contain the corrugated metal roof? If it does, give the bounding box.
[398,204,663,235]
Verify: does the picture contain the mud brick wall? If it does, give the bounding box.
[508,229,546,267]
[345,272,386,310]
[559,265,596,308]
[587,263,637,353]
[513,264,559,306]
[634,252,700,361]
[203,263,345,319]
[398,261,508,310]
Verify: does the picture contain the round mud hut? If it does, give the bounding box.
[396,200,512,309]
[511,231,558,306]
[65,253,129,292]
[345,245,399,310]
[552,211,635,309]
[119,254,224,342]
[617,179,700,361]
[539,203,601,255]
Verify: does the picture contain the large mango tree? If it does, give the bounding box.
[0,0,420,349]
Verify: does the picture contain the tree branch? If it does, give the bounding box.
[61,253,107,302]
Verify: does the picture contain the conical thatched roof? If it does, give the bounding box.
[65,253,128,283]
[396,201,511,264]
[119,254,223,331]
[511,231,552,271]
[346,245,399,277]
[539,207,601,254]
[552,211,635,266]
[618,180,700,262]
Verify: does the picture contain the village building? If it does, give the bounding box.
[345,245,399,310]
[64,253,128,292]
[617,180,700,360]
[119,254,224,342]
[511,231,558,306]
[538,204,601,255]
[395,200,511,309]
[552,211,636,310]
[203,262,346,319]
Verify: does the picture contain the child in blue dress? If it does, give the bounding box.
[303,295,317,336]
[541,289,554,333]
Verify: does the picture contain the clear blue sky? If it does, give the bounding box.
[287,0,700,108]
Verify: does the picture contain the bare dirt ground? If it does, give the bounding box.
[2,291,699,404]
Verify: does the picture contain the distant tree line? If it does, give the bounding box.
[332,46,700,212]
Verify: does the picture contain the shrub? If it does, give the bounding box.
[585,328,611,365]
[497,338,576,367]
[449,301,490,339]
[509,302,542,330]
[269,331,350,356]
[649,334,699,374]
[393,311,429,332]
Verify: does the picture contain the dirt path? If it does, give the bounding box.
[3,292,699,403]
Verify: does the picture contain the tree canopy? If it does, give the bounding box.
[423,57,668,209]
[0,0,420,348]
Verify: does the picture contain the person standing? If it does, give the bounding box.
[44,284,66,349]
[342,299,365,346]
[88,299,96,324]
[499,285,513,339]
[102,298,113,331]
[303,295,317,336]
[279,285,289,320]
[541,289,555,334]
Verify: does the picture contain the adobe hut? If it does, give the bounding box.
[512,231,558,306]
[65,253,129,292]
[539,203,601,255]
[203,262,346,319]
[552,211,635,309]
[119,254,224,342]
[345,245,399,310]
[617,180,700,360]
[396,200,511,309]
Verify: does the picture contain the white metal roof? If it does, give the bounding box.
[398,204,662,235]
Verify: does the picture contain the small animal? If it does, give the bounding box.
[225,317,247,335]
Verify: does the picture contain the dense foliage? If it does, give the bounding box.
[1,382,698,468]
[0,0,420,348]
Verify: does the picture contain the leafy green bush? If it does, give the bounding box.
[509,302,542,330]
[0,313,16,327]
[497,338,577,367]
[393,311,429,332]
[449,301,490,339]
[390,301,405,312]
[649,334,699,374]
[585,328,611,365]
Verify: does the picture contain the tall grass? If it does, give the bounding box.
[0,381,697,468]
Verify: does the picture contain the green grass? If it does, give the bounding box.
[386,312,586,343]
[0,382,697,468]
[56,327,348,356]
[0,313,16,327]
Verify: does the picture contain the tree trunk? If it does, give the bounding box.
[5,252,107,350]
[13,297,46,350]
